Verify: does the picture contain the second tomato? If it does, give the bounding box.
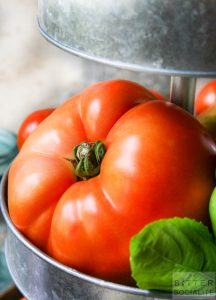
[195,80,216,115]
[17,108,55,149]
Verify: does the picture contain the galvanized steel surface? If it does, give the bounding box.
[38,0,216,76]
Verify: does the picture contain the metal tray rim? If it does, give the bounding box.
[37,18,216,78]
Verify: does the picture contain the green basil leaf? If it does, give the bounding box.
[130,217,216,293]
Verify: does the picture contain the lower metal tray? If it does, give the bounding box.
[0,206,13,299]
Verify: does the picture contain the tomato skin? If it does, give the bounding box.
[8,80,216,284]
[17,108,55,149]
[195,80,216,115]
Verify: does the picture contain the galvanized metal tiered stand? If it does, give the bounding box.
[1,1,216,299]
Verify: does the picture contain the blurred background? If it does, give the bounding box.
[0,0,84,132]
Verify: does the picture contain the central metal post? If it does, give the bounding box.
[170,76,197,115]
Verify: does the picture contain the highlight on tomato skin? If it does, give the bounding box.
[17,108,55,150]
[7,79,216,285]
[195,80,216,115]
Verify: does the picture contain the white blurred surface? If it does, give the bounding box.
[0,0,85,132]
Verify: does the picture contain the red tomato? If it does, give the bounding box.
[17,108,55,149]
[195,80,216,115]
[8,80,216,284]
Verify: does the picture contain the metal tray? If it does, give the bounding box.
[38,0,216,77]
[0,177,15,300]
[0,211,14,300]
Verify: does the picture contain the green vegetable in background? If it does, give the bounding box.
[197,106,216,140]
[130,217,216,294]
[209,186,216,239]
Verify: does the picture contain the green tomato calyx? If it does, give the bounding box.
[72,141,106,180]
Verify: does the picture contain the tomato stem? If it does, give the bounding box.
[72,141,106,180]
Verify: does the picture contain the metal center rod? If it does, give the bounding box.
[170,76,197,115]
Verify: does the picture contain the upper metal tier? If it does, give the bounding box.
[38,0,216,77]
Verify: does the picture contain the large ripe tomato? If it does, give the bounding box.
[195,80,216,115]
[17,108,55,149]
[8,80,216,284]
